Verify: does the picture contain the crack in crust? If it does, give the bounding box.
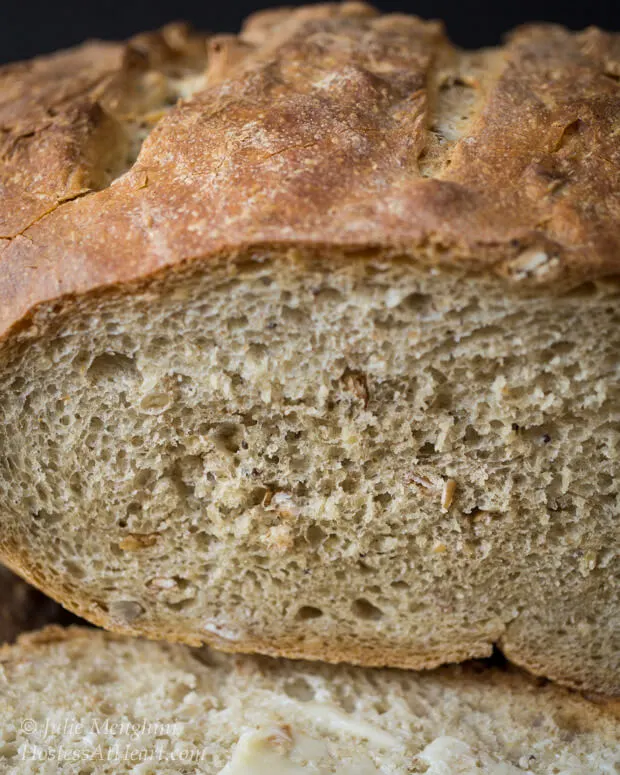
[0,23,211,239]
[0,3,619,339]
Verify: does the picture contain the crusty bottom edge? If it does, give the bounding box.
[2,545,618,698]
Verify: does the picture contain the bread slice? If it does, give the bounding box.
[0,566,76,644]
[0,4,619,693]
[0,627,617,774]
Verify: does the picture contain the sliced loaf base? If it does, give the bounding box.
[0,627,618,774]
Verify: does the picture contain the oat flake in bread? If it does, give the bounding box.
[0,627,618,774]
[0,4,618,694]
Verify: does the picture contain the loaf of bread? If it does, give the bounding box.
[0,4,618,694]
[0,627,618,773]
[0,566,75,644]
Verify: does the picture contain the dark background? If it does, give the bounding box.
[1,0,619,64]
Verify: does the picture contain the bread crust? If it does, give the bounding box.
[2,544,618,697]
[0,3,619,340]
[0,548,489,670]
[1,4,619,697]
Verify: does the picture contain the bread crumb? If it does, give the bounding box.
[270,492,299,519]
[342,369,369,408]
[262,524,294,553]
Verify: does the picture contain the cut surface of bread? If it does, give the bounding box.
[0,627,618,774]
[1,255,618,693]
[0,566,75,644]
[0,3,619,694]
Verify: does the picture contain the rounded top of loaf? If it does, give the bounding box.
[0,3,619,338]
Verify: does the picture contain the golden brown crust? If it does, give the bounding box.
[0,4,619,338]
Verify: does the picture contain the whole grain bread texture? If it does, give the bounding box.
[0,4,619,694]
[0,627,618,774]
[0,566,78,644]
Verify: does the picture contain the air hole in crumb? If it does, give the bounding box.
[399,292,431,312]
[464,506,482,518]
[337,694,356,713]
[134,470,153,488]
[374,492,392,506]
[195,532,211,552]
[127,501,143,516]
[464,425,482,443]
[296,605,324,621]
[87,353,138,382]
[167,598,194,611]
[247,486,269,507]
[212,423,243,454]
[546,340,576,357]
[340,473,360,493]
[32,509,62,525]
[284,678,315,702]
[282,305,306,324]
[227,315,248,332]
[306,525,326,547]
[313,287,344,303]
[65,561,85,579]
[352,598,383,621]
[417,441,436,457]
[87,670,115,686]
